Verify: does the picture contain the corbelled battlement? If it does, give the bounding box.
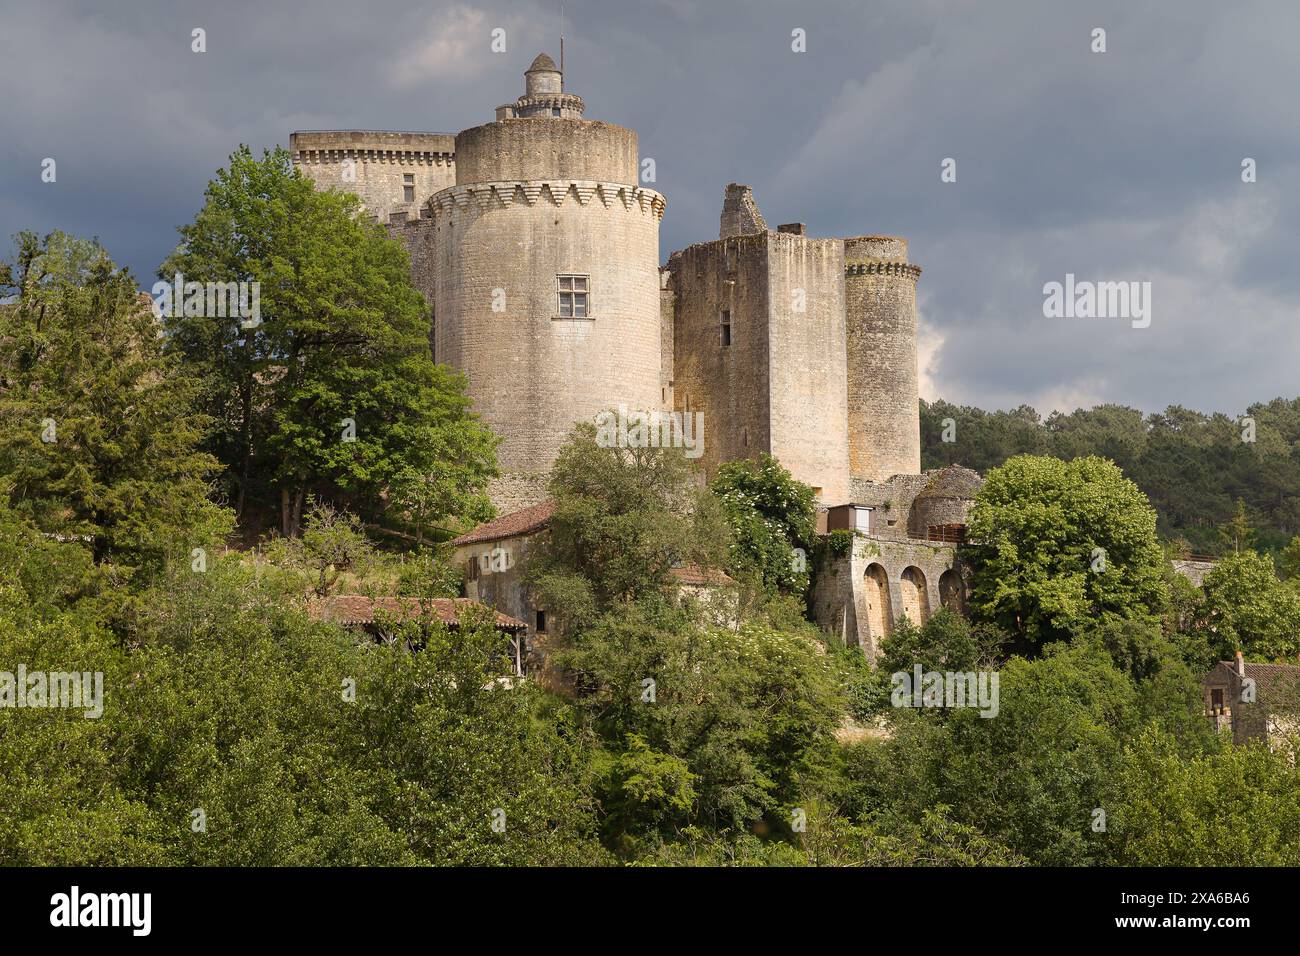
[426,181,665,220]
[290,130,455,164]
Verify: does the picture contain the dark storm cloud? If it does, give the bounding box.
[2,0,1297,415]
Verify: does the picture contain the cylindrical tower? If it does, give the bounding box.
[432,55,665,504]
[844,235,922,484]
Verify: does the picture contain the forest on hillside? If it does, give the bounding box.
[922,398,1300,558]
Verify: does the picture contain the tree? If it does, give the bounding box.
[0,231,229,580]
[1219,498,1254,553]
[865,643,1139,865]
[264,499,374,597]
[1195,551,1300,660]
[709,453,816,595]
[0,540,607,866]
[966,455,1168,651]
[1278,535,1300,580]
[1110,729,1300,866]
[878,607,1006,677]
[555,602,842,846]
[159,145,497,536]
[525,422,729,631]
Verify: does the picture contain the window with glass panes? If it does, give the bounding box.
[557,275,589,317]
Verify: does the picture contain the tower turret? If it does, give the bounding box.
[431,56,666,511]
[495,52,585,120]
[844,236,922,487]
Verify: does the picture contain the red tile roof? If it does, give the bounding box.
[308,595,527,631]
[669,565,735,587]
[451,499,555,547]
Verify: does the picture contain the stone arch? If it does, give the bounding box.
[899,566,930,624]
[863,563,892,641]
[939,568,965,613]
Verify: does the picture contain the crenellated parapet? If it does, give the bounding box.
[426,181,665,220]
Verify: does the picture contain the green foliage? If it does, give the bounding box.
[262,499,374,596]
[1194,550,1300,660]
[635,803,1026,867]
[0,544,606,866]
[861,643,1139,865]
[594,734,697,846]
[159,145,496,535]
[878,608,1006,676]
[1109,729,1300,865]
[526,422,729,630]
[395,545,463,598]
[556,601,841,844]
[1280,535,1300,580]
[0,230,230,583]
[923,397,1300,558]
[1218,498,1255,554]
[709,453,816,594]
[966,455,1168,651]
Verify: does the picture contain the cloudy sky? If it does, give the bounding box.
[2,0,1297,416]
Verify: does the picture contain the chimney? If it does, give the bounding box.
[1235,650,1246,678]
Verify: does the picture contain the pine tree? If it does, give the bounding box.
[0,231,228,578]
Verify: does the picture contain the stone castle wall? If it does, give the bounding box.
[454,119,638,185]
[764,232,849,503]
[669,234,773,482]
[811,534,967,660]
[430,180,665,478]
[669,231,848,503]
[291,131,455,224]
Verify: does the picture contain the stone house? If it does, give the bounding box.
[451,498,738,671]
[1203,652,1300,746]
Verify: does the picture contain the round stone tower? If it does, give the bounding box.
[844,235,922,485]
[430,55,665,509]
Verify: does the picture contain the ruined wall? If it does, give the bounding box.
[719,183,767,239]
[291,131,455,224]
[844,236,921,484]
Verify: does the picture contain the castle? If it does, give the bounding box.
[291,54,979,659]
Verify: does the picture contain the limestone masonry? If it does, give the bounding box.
[292,54,962,656]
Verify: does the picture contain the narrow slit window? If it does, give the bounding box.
[720,309,731,346]
[558,275,590,317]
